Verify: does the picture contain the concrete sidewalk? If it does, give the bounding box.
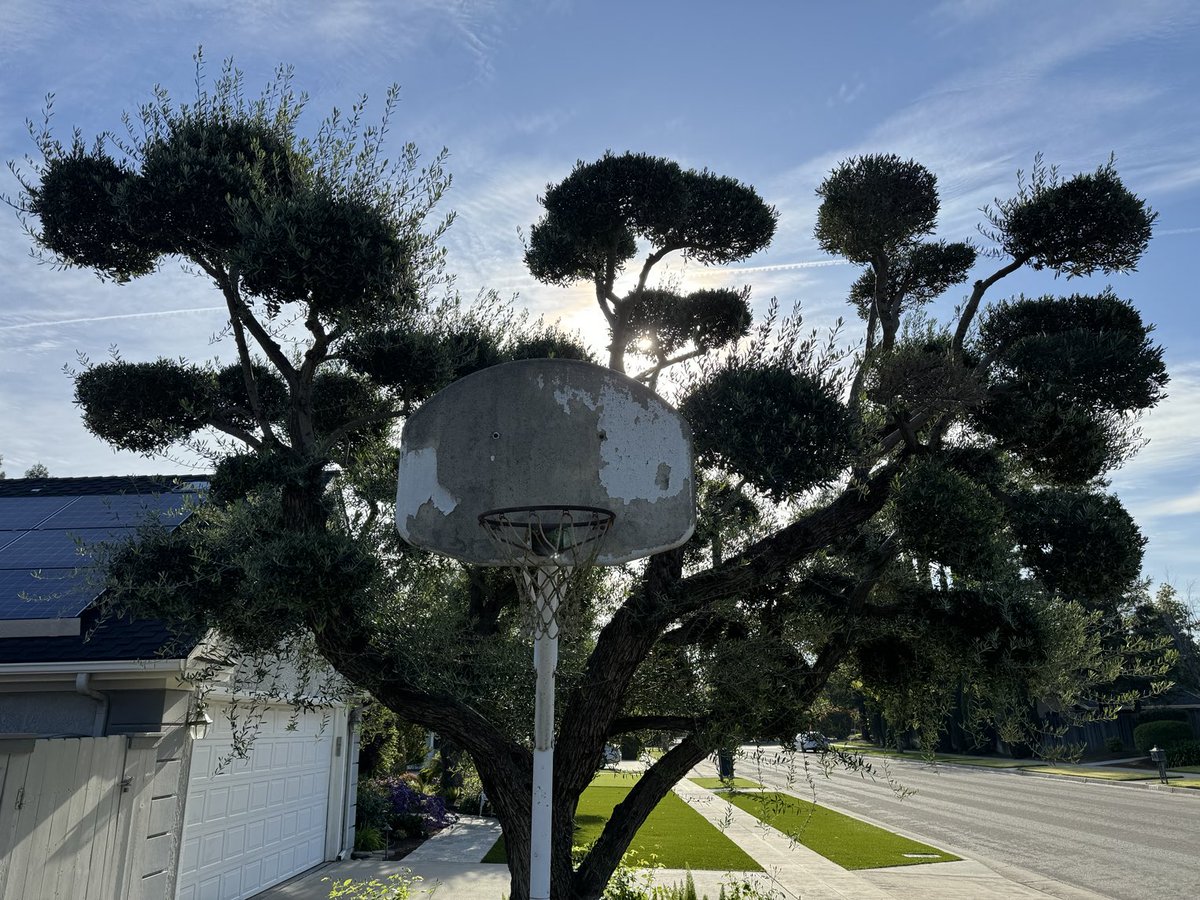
[258,765,1104,899]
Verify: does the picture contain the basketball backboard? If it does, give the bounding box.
[395,358,695,566]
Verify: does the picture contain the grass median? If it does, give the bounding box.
[724,791,958,869]
[481,771,762,871]
[689,777,761,790]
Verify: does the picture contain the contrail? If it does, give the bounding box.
[0,306,226,331]
[711,259,852,274]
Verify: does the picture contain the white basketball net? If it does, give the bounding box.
[479,506,614,639]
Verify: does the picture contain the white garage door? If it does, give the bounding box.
[176,703,335,900]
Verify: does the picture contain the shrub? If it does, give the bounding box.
[374,775,457,837]
[355,780,391,832]
[1133,720,1193,753]
[354,825,385,852]
[1166,739,1200,768]
[1104,736,1124,753]
[1136,708,1187,726]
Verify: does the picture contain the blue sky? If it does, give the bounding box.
[1,0,1197,593]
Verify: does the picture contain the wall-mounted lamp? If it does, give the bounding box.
[187,709,213,741]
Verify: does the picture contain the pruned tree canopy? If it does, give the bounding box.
[13,56,1172,900]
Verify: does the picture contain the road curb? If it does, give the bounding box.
[845,750,1199,795]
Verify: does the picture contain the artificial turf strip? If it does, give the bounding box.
[481,782,762,871]
[724,792,959,870]
[690,777,762,790]
[1023,765,1157,781]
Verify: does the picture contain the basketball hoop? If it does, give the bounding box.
[479,506,615,639]
[396,359,695,900]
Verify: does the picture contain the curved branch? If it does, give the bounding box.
[571,735,710,898]
[674,460,901,618]
[207,417,264,451]
[951,256,1026,356]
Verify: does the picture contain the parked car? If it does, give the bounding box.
[797,732,830,752]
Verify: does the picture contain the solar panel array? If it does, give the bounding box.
[0,489,199,621]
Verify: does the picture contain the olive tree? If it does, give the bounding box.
[13,50,1170,897]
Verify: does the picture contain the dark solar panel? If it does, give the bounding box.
[0,496,76,530]
[0,527,138,569]
[0,488,200,622]
[0,569,94,620]
[41,493,195,529]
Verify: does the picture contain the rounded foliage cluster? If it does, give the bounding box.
[989,161,1155,276]
[28,143,157,281]
[74,359,215,453]
[890,457,1006,579]
[525,151,776,286]
[979,291,1167,412]
[1010,488,1144,607]
[815,154,939,263]
[131,117,297,256]
[237,182,416,324]
[680,363,856,501]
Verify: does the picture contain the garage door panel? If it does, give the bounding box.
[176,703,334,900]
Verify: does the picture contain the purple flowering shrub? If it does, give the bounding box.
[370,775,457,838]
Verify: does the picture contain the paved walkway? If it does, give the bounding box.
[258,763,1104,899]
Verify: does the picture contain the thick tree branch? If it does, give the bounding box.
[674,460,901,617]
[207,417,264,451]
[608,715,706,736]
[951,256,1026,356]
[571,735,710,898]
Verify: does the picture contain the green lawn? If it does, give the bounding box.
[1175,765,1200,774]
[1173,779,1200,789]
[1023,765,1157,782]
[689,777,761,790]
[725,792,958,870]
[482,774,762,871]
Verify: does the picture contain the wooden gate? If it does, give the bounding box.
[0,736,160,900]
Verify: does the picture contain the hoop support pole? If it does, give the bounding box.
[529,571,559,900]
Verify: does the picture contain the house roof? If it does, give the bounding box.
[0,475,208,664]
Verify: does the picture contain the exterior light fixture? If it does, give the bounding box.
[187,709,213,741]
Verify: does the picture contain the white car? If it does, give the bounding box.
[797,732,830,752]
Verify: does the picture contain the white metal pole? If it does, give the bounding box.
[529,571,560,900]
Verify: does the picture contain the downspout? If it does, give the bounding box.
[338,707,362,859]
[75,672,109,736]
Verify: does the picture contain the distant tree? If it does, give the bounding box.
[23,463,49,478]
[13,49,1171,899]
[0,454,5,478]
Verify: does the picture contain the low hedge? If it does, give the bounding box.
[1133,720,1193,753]
[1166,739,1200,768]
[1136,708,1187,726]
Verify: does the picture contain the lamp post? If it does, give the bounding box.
[1149,745,1168,784]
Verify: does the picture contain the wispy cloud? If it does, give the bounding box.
[1143,488,1200,518]
[0,307,226,332]
[827,81,865,107]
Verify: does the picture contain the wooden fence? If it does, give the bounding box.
[0,735,162,900]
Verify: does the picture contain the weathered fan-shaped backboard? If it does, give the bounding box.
[395,358,695,566]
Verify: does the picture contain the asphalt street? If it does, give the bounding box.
[738,748,1200,899]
